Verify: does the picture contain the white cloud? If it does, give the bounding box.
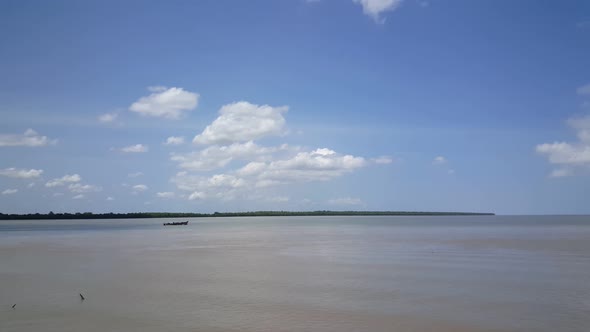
[353,0,403,23]
[433,156,447,165]
[577,83,590,96]
[164,136,185,145]
[68,183,102,193]
[0,168,43,179]
[172,148,367,199]
[0,129,56,147]
[98,113,118,123]
[172,141,280,171]
[372,156,393,164]
[53,192,64,197]
[328,197,364,206]
[236,161,267,177]
[172,173,246,201]
[536,114,590,176]
[46,175,100,193]
[128,172,144,178]
[121,144,148,153]
[106,196,115,201]
[1,189,18,195]
[193,101,287,145]
[72,194,85,200]
[156,191,175,198]
[536,142,590,164]
[250,148,367,183]
[129,87,199,119]
[27,182,36,188]
[133,184,148,192]
[46,174,81,187]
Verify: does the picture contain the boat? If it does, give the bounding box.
[163,221,189,226]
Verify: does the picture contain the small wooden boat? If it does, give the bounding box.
[163,221,189,226]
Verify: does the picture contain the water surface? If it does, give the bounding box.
[1,216,589,331]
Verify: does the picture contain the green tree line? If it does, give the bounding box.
[0,210,494,220]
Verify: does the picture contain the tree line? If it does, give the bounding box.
[0,210,494,220]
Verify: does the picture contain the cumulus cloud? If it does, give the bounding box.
[106,196,115,201]
[171,141,282,171]
[173,173,245,201]
[72,194,85,200]
[172,148,367,199]
[193,101,287,145]
[433,156,447,165]
[1,189,18,195]
[121,144,148,153]
[98,113,118,123]
[133,184,148,192]
[353,0,403,23]
[0,168,43,179]
[536,142,590,165]
[164,136,185,145]
[577,83,590,96]
[129,87,199,119]
[0,129,56,147]
[45,174,100,193]
[156,191,175,198]
[536,114,590,176]
[328,197,364,206]
[46,174,81,187]
[249,148,366,184]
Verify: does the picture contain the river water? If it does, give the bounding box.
[1,215,589,331]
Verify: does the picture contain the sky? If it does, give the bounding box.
[1,0,590,215]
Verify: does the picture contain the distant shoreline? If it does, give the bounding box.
[0,211,494,220]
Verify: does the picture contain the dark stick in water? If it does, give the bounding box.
[12,304,16,309]
[79,293,85,301]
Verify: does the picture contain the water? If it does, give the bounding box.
[1,216,589,332]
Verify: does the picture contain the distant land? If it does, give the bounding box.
[0,211,494,220]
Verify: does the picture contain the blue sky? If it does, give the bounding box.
[1,0,589,215]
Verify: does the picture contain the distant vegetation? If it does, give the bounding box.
[0,210,494,220]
